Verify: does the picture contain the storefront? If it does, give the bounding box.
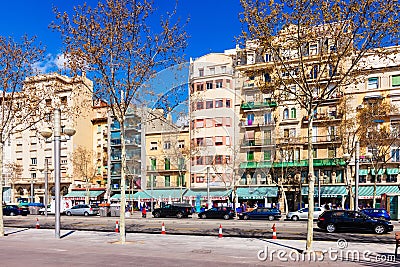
[235,186,278,211]
[301,185,347,209]
[356,185,400,208]
[183,189,232,211]
[63,188,106,205]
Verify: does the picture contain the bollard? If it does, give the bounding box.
[218,224,223,238]
[115,220,119,233]
[36,218,40,229]
[161,222,166,234]
[271,223,277,239]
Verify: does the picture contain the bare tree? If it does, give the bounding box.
[0,35,46,237]
[72,146,97,204]
[51,0,187,243]
[4,162,23,204]
[239,0,399,251]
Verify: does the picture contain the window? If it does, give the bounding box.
[31,173,36,179]
[196,138,204,146]
[206,81,213,89]
[215,136,223,146]
[290,108,297,119]
[205,137,213,146]
[196,101,204,110]
[264,130,272,145]
[165,158,170,170]
[247,113,255,125]
[224,117,231,127]
[392,75,400,87]
[226,99,231,108]
[216,80,223,88]
[215,99,223,108]
[310,65,319,79]
[205,156,213,165]
[264,112,272,125]
[165,176,170,187]
[60,96,67,106]
[199,69,204,77]
[294,148,300,161]
[164,141,171,150]
[196,176,205,183]
[283,108,289,120]
[195,119,204,128]
[221,66,226,73]
[264,73,271,82]
[45,99,52,107]
[196,156,203,165]
[196,84,204,91]
[309,43,318,55]
[225,156,231,164]
[206,100,213,109]
[215,118,223,127]
[205,118,213,128]
[264,150,272,161]
[368,77,379,89]
[247,151,254,161]
[265,53,272,62]
[31,158,37,165]
[151,159,156,170]
[150,142,157,150]
[392,149,400,162]
[178,140,185,148]
[329,64,336,77]
[97,125,102,133]
[328,147,336,158]
[284,129,289,138]
[215,155,223,164]
[209,67,215,75]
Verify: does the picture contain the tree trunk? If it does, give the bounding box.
[119,116,126,244]
[345,165,354,210]
[372,181,377,208]
[0,142,4,237]
[306,113,315,251]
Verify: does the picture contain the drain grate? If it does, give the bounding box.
[191,249,212,254]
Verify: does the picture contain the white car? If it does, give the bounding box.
[286,207,324,221]
[65,204,99,216]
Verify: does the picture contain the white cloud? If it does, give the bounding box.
[32,53,70,74]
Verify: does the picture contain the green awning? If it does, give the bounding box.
[356,185,400,199]
[258,161,273,168]
[110,193,137,200]
[183,189,231,200]
[240,162,258,169]
[64,190,105,200]
[147,189,188,201]
[371,169,385,175]
[359,169,369,176]
[302,186,347,197]
[387,168,399,175]
[236,187,278,199]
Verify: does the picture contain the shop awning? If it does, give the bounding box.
[359,169,369,176]
[149,188,188,201]
[64,190,105,200]
[240,162,258,169]
[183,189,231,201]
[236,187,278,199]
[371,169,385,175]
[302,186,347,197]
[387,168,399,175]
[356,185,400,199]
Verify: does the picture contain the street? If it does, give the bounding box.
[4,213,398,244]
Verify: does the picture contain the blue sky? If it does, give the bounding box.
[0,0,243,72]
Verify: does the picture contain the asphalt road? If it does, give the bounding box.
[4,214,398,244]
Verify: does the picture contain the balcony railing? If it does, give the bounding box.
[241,101,277,110]
[146,165,187,172]
[276,135,341,144]
[241,138,275,147]
[240,121,275,127]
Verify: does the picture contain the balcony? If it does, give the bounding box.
[240,120,275,128]
[241,101,277,110]
[240,138,274,148]
[146,165,187,173]
[303,113,343,123]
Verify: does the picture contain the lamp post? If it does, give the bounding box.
[206,166,210,209]
[39,159,54,217]
[40,109,76,238]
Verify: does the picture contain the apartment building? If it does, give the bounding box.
[10,73,93,203]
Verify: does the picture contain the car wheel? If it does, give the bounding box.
[201,214,207,219]
[374,224,386,234]
[292,215,299,221]
[326,223,336,233]
[66,211,72,216]
[153,212,161,218]
[9,212,15,216]
[84,211,89,216]
[268,215,275,221]
[176,212,183,219]
[243,215,249,220]
[223,214,230,220]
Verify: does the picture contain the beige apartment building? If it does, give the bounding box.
[9,73,94,203]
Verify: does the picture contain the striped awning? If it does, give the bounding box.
[302,186,347,197]
[356,185,400,199]
[64,190,105,200]
[371,169,385,175]
[387,168,399,175]
[183,189,231,201]
[359,169,369,176]
[236,187,278,199]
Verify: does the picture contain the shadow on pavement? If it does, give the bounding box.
[61,230,75,239]
[6,228,30,236]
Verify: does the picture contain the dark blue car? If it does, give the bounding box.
[238,208,281,221]
[361,208,391,220]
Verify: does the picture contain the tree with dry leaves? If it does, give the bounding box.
[72,146,97,204]
[239,0,399,251]
[0,35,46,237]
[51,0,187,243]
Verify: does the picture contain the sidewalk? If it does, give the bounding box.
[1,227,398,266]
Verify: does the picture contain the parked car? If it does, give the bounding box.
[238,208,281,221]
[198,207,235,220]
[317,210,393,234]
[286,207,324,221]
[65,204,99,216]
[3,204,29,216]
[39,205,51,215]
[152,203,192,219]
[360,208,391,221]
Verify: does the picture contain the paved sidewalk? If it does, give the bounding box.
[0,227,398,266]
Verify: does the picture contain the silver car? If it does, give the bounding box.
[65,204,99,216]
[286,207,324,221]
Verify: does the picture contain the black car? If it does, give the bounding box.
[3,205,29,216]
[238,208,281,221]
[317,210,393,234]
[152,203,192,219]
[198,207,235,220]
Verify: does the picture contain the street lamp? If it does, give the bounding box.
[40,109,76,238]
[39,159,54,217]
